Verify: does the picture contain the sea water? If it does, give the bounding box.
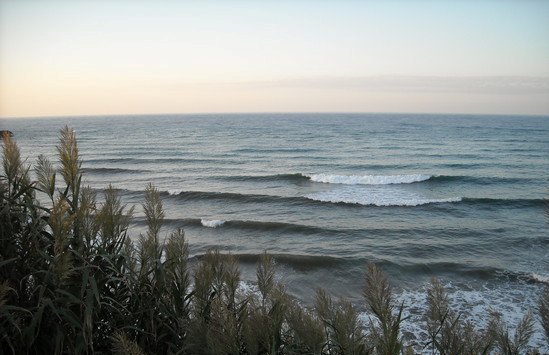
[3,113,548,349]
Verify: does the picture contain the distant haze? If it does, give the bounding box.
[1,1,548,118]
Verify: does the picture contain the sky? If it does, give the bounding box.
[0,0,548,118]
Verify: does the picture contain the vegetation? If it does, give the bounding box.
[1,127,548,354]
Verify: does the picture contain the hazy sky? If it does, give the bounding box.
[1,0,548,117]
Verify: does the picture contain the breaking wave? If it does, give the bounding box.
[306,173,432,185]
[305,190,462,207]
[212,173,530,186]
[200,219,225,228]
[153,189,544,208]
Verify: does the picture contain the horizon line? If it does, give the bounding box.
[2,110,549,121]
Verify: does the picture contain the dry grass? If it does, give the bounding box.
[425,278,494,354]
[112,331,145,355]
[363,262,405,354]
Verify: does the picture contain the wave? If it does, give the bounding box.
[231,147,319,153]
[160,189,544,208]
[190,252,346,271]
[101,187,544,209]
[160,218,335,235]
[306,173,432,185]
[213,173,530,186]
[151,218,516,243]
[305,190,462,207]
[167,189,184,196]
[531,273,549,285]
[187,252,549,285]
[200,219,225,228]
[165,189,454,207]
[84,157,245,165]
[461,197,545,208]
[82,167,149,174]
[380,262,549,285]
[163,190,303,205]
[216,173,309,183]
[428,175,529,184]
[305,174,528,185]
[144,216,526,236]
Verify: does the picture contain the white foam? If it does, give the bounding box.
[531,273,549,284]
[305,188,461,207]
[167,189,183,196]
[307,173,432,185]
[201,219,225,228]
[237,280,259,295]
[359,282,548,353]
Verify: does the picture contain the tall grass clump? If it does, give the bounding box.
[1,128,547,354]
[425,278,495,354]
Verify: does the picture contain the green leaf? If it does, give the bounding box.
[90,276,100,304]
[55,289,84,306]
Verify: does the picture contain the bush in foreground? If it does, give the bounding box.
[0,128,547,354]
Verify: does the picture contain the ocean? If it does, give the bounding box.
[2,113,548,349]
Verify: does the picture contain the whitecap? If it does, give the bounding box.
[167,189,183,196]
[531,273,549,284]
[305,189,461,207]
[201,219,225,228]
[306,173,432,185]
